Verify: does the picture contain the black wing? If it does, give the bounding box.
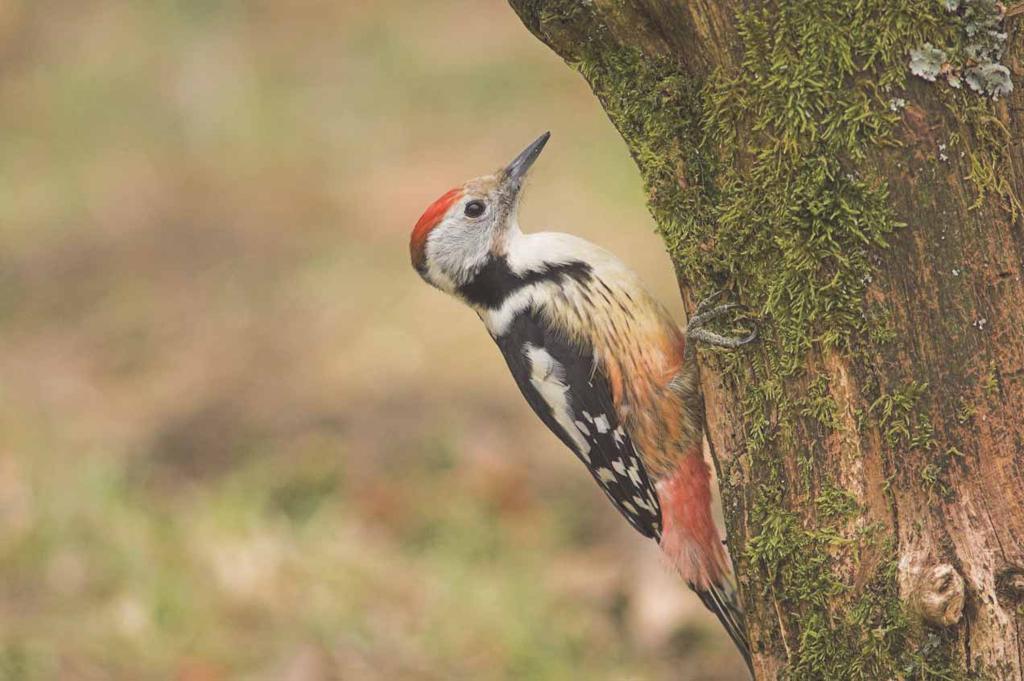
[494,307,662,540]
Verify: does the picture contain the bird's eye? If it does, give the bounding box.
[464,200,486,218]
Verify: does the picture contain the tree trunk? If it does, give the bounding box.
[507,1,1024,678]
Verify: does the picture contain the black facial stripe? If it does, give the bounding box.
[458,256,592,309]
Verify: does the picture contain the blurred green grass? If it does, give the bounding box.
[0,2,746,679]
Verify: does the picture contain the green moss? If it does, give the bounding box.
[815,486,860,520]
[920,462,943,493]
[982,360,1000,396]
[948,97,1024,217]
[955,397,976,425]
[866,302,899,346]
[869,379,970,499]
[746,501,964,680]
[798,375,840,430]
[870,381,935,451]
[745,496,843,607]
[923,445,966,500]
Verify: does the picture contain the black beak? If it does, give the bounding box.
[502,132,550,185]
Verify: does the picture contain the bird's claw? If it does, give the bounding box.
[686,292,758,349]
[688,302,741,330]
[687,326,758,349]
[694,290,727,316]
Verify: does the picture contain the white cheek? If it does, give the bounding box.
[426,217,494,287]
[424,256,458,294]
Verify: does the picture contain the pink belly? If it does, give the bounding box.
[656,452,729,589]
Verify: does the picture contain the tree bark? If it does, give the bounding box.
[508,1,1024,678]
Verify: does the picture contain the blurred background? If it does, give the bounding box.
[0,1,746,679]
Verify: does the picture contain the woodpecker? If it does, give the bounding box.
[410,132,755,672]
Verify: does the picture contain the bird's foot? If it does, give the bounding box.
[686,292,757,349]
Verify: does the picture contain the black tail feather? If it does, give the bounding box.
[692,582,753,677]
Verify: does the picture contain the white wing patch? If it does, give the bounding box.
[627,458,644,486]
[523,343,592,463]
[633,495,655,512]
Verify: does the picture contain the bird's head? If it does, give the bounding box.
[410,132,550,292]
